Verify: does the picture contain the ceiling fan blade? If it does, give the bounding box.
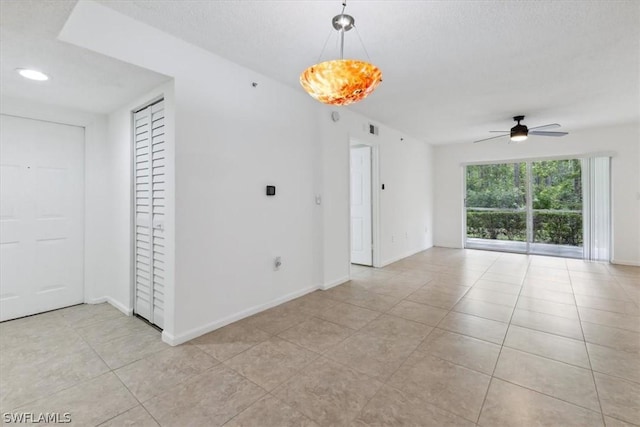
[473,134,509,143]
[529,131,569,137]
[489,130,509,133]
[529,123,561,131]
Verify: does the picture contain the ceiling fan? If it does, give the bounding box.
[474,115,568,143]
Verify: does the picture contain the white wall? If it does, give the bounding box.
[171,78,322,344]
[434,122,640,265]
[377,129,434,265]
[319,108,434,287]
[60,1,434,345]
[100,81,175,322]
[83,115,111,305]
[61,2,324,344]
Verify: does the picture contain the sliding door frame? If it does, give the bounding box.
[525,161,533,254]
[463,152,613,259]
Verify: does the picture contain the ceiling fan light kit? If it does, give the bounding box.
[16,68,49,81]
[474,115,569,143]
[509,115,528,142]
[300,1,382,106]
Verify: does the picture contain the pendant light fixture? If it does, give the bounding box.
[300,1,382,106]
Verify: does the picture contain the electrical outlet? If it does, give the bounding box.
[274,256,282,271]
[391,235,395,243]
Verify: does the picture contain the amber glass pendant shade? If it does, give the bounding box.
[300,3,381,106]
[300,59,382,106]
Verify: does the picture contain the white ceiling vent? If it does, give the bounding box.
[368,123,379,136]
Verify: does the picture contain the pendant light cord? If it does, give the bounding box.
[353,24,372,62]
[317,0,347,63]
[316,0,372,63]
[316,27,335,63]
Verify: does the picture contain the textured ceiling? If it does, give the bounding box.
[95,0,639,144]
[2,1,638,143]
[0,0,169,114]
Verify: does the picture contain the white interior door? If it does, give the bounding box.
[350,146,373,266]
[0,115,84,321]
[134,101,165,329]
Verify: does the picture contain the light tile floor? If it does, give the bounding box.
[1,248,639,426]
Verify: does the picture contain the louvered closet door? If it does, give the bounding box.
[134,101,165,329]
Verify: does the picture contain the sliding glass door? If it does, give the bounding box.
[465,157,608,260]
[530,159,583,257]
[466,162,528,253]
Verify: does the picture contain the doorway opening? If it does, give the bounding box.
[350,143,377,267]
[464,157,610,261]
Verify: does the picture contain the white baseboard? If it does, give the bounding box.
[611,259,640,267]
[380,245,430,268]
[321,275,350,291]
[162,285,318,346]
[432,243,463,250]
[86,296,133,316]
[85,297,107,305]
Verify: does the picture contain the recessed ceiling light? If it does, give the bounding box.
[16,68,49,81]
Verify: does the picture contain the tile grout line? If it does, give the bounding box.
[491,259,627,419]
[334,262,483,425]
[431,256,504,425]
[214,292,397,418]
[74,310,171,427]
[5,309,137,415]
[488,377,608,417]
[12,306,160,425]
[608,272,639,305]
[580,317,640,335]
[354,259,494,425]
[411,341,608,418]
[282,260,634,425]
[314,288,400,313]
[221,334,324,396]
[96,400,160,427]
[194,326,275,364]
[348,264,452,421]
[314,308,382,332]
[120,344,227,426]
[504,310,583,340]
[413,316,609,413]
[475,252,530,425]
[221,392,317,427]
[1,315,89,413]
[568,264,608,427]
[154,361,271,426]
[5,253,636,426]
[346,310,466,424]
